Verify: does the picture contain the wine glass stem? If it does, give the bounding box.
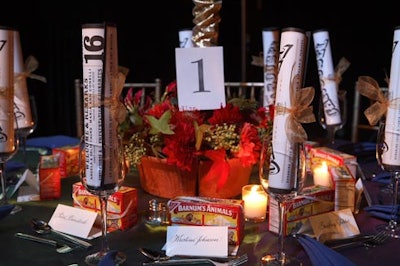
[99,195,110,254]
[0,162,8,205]
[325,125,338,145]
[277,199,286,262]
[20,136,27,165]
[390,172,400,228]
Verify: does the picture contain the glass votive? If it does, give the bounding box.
[242,184,268,223]
[312,161,333,188]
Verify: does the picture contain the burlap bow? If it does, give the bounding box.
[14,55,47,84]
[275,74,316,143]
[84,68,128,125]
[333,57,350,84]
[355,76,396,126]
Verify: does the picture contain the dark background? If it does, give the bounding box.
[0,0,397,142]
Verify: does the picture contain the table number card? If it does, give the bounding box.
[175,47,225,110]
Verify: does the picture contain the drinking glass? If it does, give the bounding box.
[0,134,19,213]
[15,95,37,166]
[376,119,400,238]
[79,136,128,265]
[318,90,347,144]
[258,135,304,265]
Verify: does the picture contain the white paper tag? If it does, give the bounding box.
[166,225,228,257]
[49,204,101,239]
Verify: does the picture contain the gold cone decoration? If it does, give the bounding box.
[192,0,222,47]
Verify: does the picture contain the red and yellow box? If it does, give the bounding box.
[268,186,334,236]
[168,197,245,245]
[72,182,138,231]
[52,145,80,178]
[310,146,357,178]
[39,155,61,200]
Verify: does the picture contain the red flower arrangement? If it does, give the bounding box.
[119,81,274,185]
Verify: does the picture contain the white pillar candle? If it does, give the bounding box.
[242,185,268,222]
[313,161,332,187]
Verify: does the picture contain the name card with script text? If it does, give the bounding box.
[49,204,101,239]
[308,208,360,242]
[166,225,228,257]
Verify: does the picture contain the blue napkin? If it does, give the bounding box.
[371,172,391,184]
[26,135,80,155]
[364,204,400,221]
[5,161,26,173]
[297,234,356,266]
[337,142,376,162]
[98,250,118,266]
[0,205,14,220]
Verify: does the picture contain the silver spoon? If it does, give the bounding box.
[31,218,92,249]
[15,232,73,253]
[139,247,170,261]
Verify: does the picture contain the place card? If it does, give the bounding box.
[13,169,39,200]
[308,208,360,242]
[165,225,228,257]
[49,204,101,239]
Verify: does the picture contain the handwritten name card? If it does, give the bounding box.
[308,208,360,242]
[49,204,101,239]
[166,225,228,257]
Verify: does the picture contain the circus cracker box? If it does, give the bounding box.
[167,196,245,245]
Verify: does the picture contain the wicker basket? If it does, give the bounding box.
[137,156,197,199]
[198,158,252,199]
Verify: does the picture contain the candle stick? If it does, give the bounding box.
[242,184,268,223]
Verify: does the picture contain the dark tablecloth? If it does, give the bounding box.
[1,143,400,266]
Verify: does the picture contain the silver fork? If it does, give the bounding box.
[142,253,248,265]
[363,230,390,248]
[328,230,389,250]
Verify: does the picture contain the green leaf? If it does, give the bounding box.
[145,110,174,135]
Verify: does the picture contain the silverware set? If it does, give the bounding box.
[15,232,74,254]
[324,230,390,250]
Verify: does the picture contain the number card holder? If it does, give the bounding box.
[175,47,225,110]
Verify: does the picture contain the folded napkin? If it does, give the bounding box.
[364,204,400,221]
[98,250,118,266]
[26,135,80,155]
[371,172,391,184]
[337,142,376,163]
[296,234,356,266]
[0,204,14,220]
[5,161,26,173]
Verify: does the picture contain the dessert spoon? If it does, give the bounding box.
[31,218,92,249]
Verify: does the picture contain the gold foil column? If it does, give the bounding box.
[192,0,222,47]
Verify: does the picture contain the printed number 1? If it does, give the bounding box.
[192,59,210,93]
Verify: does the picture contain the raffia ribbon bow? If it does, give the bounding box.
[15,55,47,84]
[109,71,128,124]
[85,68,128,124]
[355,76,395,126]
[333,57,350,84]
[275,74,316,143]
